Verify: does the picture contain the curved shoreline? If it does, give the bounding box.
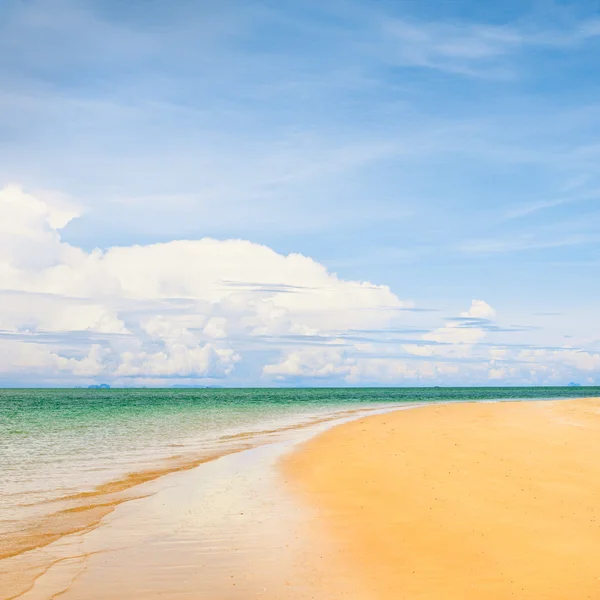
[0,403,403,600]
[283,397,600,599]
[2,405,394,563]
[6,396,599,599]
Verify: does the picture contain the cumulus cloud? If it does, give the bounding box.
[402,299,495,355]
[462,299,495,319]
[0,185,405,384]
[262,295,599,385]
[262,300,497,382]
[1,185,598,386]
[263,346,355,380]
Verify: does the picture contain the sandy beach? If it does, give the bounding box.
[284,398,600,599]
[5,397,600,600]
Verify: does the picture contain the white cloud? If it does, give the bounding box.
[263,346,354,380]
[348,357,460,383]
[517,347,600,373]
[115,343,239,378]
[262,299,499,384]
[402,299,495,357]
[0,185,598,386]
[462,299,496,319]
[0,185,405,383]
[0,294,128,334]
[0,340,108,377]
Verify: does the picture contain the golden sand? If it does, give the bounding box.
[284,399,600,599]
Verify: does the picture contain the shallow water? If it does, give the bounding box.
[2,388,597,519]
[2,403,411,600]
[8,428,380,600]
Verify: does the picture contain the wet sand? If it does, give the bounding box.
[6,442,353,600]
[284,398,600,599]
[1,406,383,568]
[2,406,403,600]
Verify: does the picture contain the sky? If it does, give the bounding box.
[1,0,600,387]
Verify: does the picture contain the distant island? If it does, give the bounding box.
[88,383,111,389]
[568,382,582,387]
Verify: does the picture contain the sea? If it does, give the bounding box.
[1,386,599,569]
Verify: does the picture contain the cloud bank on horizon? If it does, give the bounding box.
[1,185,598,386]
[1,0,600,386]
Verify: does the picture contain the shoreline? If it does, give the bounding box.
[284,397,600,599]
[1,404,398,562]
[5,396,600,599]
[1,402,411,600]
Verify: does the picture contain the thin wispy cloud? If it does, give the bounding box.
[371,12,600,78]
[503,189,600,220]
[459,234,600,254]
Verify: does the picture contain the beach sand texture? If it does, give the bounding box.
[284,399,600,599]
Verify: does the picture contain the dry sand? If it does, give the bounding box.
[284,399,600,599]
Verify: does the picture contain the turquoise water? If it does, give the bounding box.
[1,387,599,560]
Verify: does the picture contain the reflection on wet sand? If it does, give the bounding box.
[3,406,401,600]
[8,441,366,600]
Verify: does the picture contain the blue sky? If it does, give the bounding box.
[0,0,599,386]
